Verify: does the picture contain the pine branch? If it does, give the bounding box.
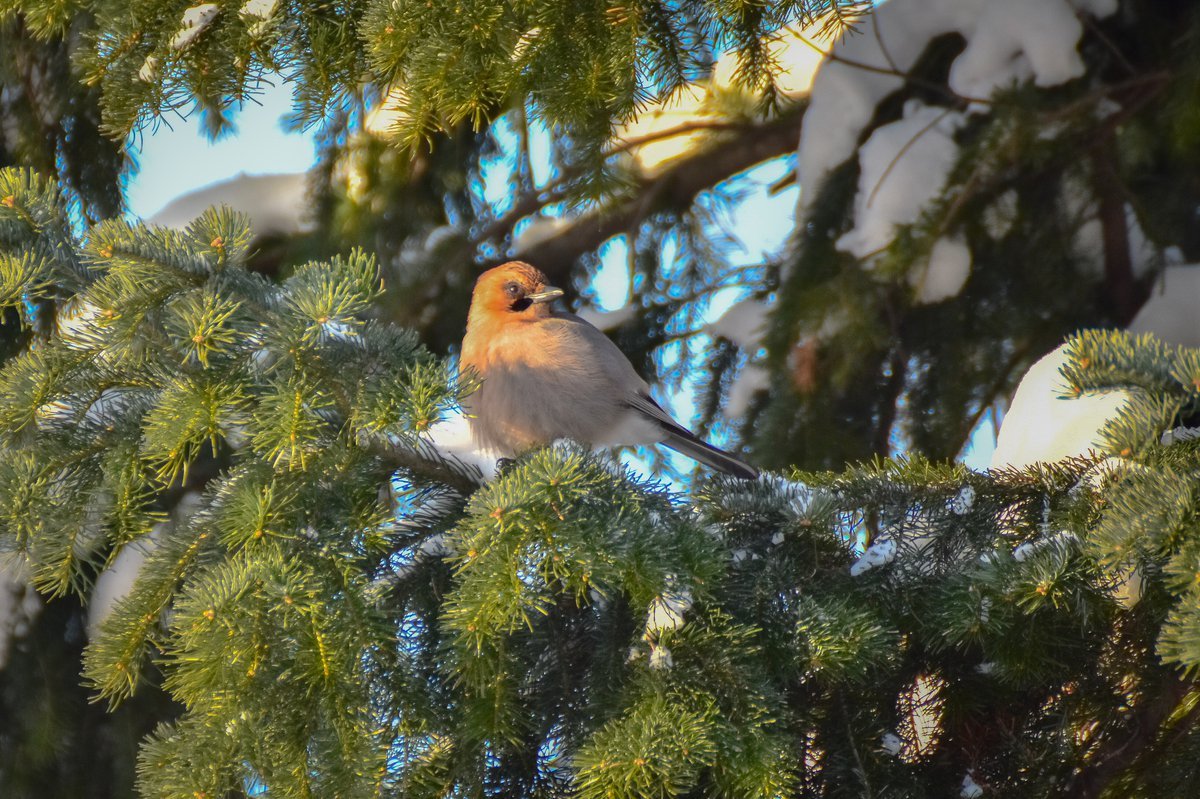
[507,108,806,284]
[366,433,485,496]
[471,118,759,250]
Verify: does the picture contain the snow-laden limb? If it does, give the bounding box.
[513,215,572,255]
[371,418,491,557]
[1161,426,1200,447]
[708,298,771,413]
[793,0,1153,308]
[0,558,40,671]
[731,548,753,564]
[725,365,769,417]
[990,344,1130,470]
[790,0,1134,311]
[756,472,831,524]
[509,27,542,63]
[947,1,1106,100]
[149,173,311,237]
[1012,531,1078,563]
[138,56,159,83]
[830,95,974,303]
[367,432,487,499]
[57,297,104,351]
[378,533,452,585]
[88,532,162,639]
[170,3,221,51]
[648,644,673,670]
[239,0,278,21]
[797,0,1119,215]
[32,384,143,433]
[1112,564,1143,609]
[238,0,279,36]
[1129,264,1200,348]
[419,534,452,558]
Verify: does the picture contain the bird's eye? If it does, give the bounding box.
[504,281,522,298]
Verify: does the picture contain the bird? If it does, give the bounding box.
[459,261,759,480]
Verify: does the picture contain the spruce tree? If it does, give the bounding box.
[2,0,1200,797]
[0,14,153,797]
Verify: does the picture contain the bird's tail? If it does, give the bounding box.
[662,430,759,480]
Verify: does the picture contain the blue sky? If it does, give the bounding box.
[126,82,315,220]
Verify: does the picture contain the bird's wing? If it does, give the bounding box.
[625,392,693,437]
[541,313,649,392]
[529,313,758,478]
[626,392,759,480]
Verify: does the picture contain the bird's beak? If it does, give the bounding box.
[526,286,564,304]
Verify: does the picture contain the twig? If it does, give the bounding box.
[865,107,954,210]
[1079,11,1137,77]
[793,33,989,107]
[472,118,751,247]
[871,8,902,77]
[509,109,808,285]
[839,691,874,799]
[957,341,1034,461]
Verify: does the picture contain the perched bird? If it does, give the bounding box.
[460,261,759,479]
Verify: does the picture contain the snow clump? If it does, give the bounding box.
[850,538,898,577]
[170,4,221,50]
[990,344,1130,470]
[645,584,693,635]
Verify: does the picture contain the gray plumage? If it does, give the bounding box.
[460,262,758,480]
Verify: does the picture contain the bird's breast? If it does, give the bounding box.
[460,327,660,456]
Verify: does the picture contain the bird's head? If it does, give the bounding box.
[469,261,564,321]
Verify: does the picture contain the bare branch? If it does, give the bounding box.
[492,107,807,285]
[471,118,755,249]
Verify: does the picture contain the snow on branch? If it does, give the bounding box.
[797,0,1119,216]
[170,3,221,51]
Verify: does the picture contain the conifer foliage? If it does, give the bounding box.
[6,0,1200,796]
[5,165,1200,796]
